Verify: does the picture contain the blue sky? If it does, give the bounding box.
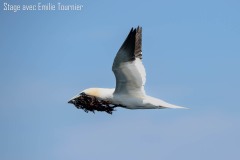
[1,0,240,159]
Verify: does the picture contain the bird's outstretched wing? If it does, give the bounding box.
[112,27,146,97]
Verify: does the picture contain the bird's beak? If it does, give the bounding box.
[68,95,81,104]
[68,99,75,104]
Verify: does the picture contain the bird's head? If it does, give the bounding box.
[67,88,115,114]
[68,88,100,104]
[82,88,100,97]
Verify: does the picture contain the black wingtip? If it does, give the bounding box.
[134,26,142,59]
[130,27,134,33]
[113,26,143,66]
[124,26,142,59]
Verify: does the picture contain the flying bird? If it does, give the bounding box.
[68,26,186,114]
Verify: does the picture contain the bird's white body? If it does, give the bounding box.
[82,87,185,109]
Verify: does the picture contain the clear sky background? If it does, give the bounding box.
[1,0,240,160]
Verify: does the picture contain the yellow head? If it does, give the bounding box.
[82,88,101,98]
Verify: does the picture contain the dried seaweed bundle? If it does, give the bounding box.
[73,93,118,114]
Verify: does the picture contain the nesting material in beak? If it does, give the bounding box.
[68,93,121,114]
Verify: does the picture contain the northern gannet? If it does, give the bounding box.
[68,26,186,114]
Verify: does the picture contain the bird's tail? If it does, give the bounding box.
[161,103,189,109]
[156,98,189,109]
[165,105,189,109]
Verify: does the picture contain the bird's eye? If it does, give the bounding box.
[80,92,86,96]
